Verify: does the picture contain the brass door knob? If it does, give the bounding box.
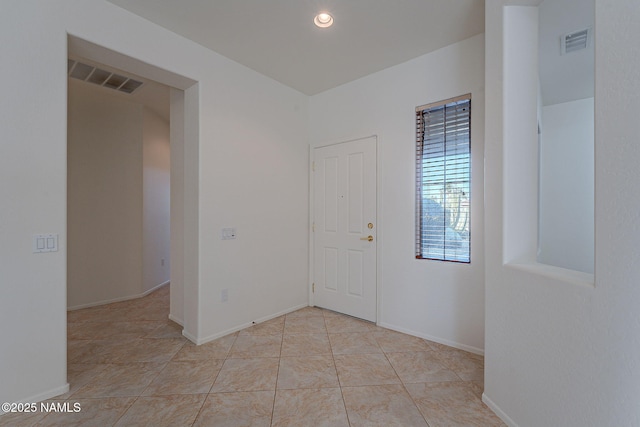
[360,235,374,242]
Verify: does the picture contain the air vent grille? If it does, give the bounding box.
[561,28,591,55]
[68,60,144,94]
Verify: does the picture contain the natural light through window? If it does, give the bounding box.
[415,95,471,263]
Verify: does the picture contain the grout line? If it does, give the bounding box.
[323,310,353,427]
[379,344,432,427]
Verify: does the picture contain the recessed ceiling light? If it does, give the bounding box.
[314,12,334,28]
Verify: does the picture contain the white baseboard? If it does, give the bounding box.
[376,322,484,356]
[67,281,170,311]
[168,313,184,326]
[184,303,308,345]
[482,393,518,427]
[1,383,70,416]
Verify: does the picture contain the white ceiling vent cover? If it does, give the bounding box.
[561,28,592,55]
[68,59,144,94]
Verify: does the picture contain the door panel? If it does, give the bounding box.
[313,136,376,322]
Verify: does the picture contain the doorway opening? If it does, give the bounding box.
[65,35,200,373]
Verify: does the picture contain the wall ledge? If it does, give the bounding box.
[504,261,594,288]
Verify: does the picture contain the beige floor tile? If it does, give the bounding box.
[406,381,504,427]
[103,338,186,363]
[60,286,498,426]
[172,333,237,361]
[435,349,485,381]
[469,380,485,399]
[341,384,428,427]
[73,362,165,397]
[272,388,349,427]
[277,355,339,390]
[324,315,374,333]
[67,339,126,364]
[239,316,285,336]
[386,351,460,384]
[0,406,49,426]
[142,359,224,395]
[193,391,274,427]
[119,306,171,322]
[329,332,382,355]
[106,295,167,310]
[334,353,400,386]
[373,330,434,353]
[285,307,325,318]
[58,363,107,399]
[145,320,184,339]
[430,342,484,360]
[37,397,135,427]
[281,334,331,357]
[228,335,282,358]
[321,308,347,319]
[67,339,96,363]
[210,358,279,392]
[283,316,327,334]
[114,394,206,427]
[67,307,118,323]
[68,320,160,340]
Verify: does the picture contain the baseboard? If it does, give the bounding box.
[181,329,199,344]
[185,303,309,345]
[168,313,184,326]
[1,383,70,416]
[482,393,518,427]
[376,322,484,356]
[67,281,170,311]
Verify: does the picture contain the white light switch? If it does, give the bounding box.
[33,234,58,253]
[221,227,237,240]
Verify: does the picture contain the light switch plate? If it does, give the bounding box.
[33,234,58,253]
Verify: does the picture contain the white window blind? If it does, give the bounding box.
[415,95,471,263]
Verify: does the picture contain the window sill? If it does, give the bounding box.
[504,261,595,288]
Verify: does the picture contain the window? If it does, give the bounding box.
[415,94,471,263]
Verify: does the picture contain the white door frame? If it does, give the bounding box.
[308,135,381,324]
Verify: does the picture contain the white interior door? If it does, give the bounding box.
[313,136,377,322]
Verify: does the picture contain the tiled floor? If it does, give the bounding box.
[1,285,505,426]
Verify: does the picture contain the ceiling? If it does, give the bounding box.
[107,0,485,95]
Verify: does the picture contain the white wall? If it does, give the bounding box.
[142,108,171,293]
[484,2,640,426]
[1,0,308,404]
[309,34,486,353]
[67,81,170,309]
[67,80,144,308]
[169,88,185,325]
[538,98,594,274]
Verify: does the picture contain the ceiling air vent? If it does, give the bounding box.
[561,28,591,55]
[68,60,144,94]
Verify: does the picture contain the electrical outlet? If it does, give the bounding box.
[221,288,228,302]
[221,227,237,240]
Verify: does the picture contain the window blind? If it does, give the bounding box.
[415,95,471,263]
